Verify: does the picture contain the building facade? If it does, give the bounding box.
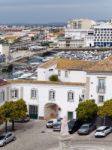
[1,57,112,120]
[59,19,112,48]
[94,22,112,47]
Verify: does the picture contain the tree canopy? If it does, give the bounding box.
[97,99,112,117]
[0,99,27,131]
[76,99,98,122]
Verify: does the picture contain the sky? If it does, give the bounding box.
[0,0,112,24]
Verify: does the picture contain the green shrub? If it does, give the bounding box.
[49,75,59,81]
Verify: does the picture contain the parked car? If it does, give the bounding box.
[68,119,82,134]
[53,121,61,131]
[0,132,16,147]
[15,115,30,123]
[77,123,96,135]
[46,119,57,128]
[95,126,112,137]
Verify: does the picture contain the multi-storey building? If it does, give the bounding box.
[59,19,112,48]
[64,19,95,48]
[1,57,112,120]
[94,22,112,47]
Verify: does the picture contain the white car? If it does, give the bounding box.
[95,126,112,137]
[46,119,57,128]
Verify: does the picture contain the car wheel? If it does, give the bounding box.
[3,142,6,146]
[13,137,16,141]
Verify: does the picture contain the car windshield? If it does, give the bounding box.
[68,119,75,125]
[96,128,106,132]
[68,122,74,128]
[0,135,5,140]
[48,121,53,123]
[81,125,89,129]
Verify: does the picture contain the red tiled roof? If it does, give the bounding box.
[0,80,8,86]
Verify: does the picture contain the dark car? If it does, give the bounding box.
[15,115,30,123]
[53,122,61,131]
[77,123,96,135]
[68,119,82,134]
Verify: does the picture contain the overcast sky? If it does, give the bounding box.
[0,0,112,24]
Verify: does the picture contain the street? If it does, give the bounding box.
[0,120,112,150]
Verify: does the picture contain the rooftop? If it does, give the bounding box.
[0,80,8,86]
[39,58,96,71]
[88,56,112,73]
[8,80,85,86]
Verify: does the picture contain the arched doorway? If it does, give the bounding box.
[44,103,61,120]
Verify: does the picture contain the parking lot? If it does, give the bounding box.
[0,120,112,150]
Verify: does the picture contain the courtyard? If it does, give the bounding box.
[0,120,112,150]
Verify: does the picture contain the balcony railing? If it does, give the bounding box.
[97,86,106,93]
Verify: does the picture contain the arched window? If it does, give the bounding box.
[49,90,55,101]
[68,91,74,102]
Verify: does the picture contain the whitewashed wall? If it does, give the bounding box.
[9,83,84,119]
[88,73,112,105]
[58,70,86,83]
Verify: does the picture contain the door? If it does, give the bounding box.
[68,112,73,120]
[29,105,38,119]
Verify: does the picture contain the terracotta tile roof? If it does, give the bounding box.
[39,59,58,68]
[88,56,112,73]
[39,58,96,71]
[8,80,85,86]
[0,80,9,86]
[57,59,96,70]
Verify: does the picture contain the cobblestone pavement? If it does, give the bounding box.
[0,120,58,150]
[0,120,112,150]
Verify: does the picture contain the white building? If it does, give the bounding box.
[0,44,9,55]
[1,57,112,120]
[94,22,112,47]
[59,19,112,48]
[63,19,95,48]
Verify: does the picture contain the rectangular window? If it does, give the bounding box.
[98,95,104,103]
[97,78,105,93]
[31,89,37,99]
[49,90,55,101]
[68,91,74,102]
[58,70,61,76]
[65,71,69,78]
[11,89,18,99]
[0,91,5,102]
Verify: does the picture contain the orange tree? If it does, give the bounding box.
[97,99,112,117]
[76,99,98,122]
[0,99,27,131]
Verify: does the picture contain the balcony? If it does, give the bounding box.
[97,86,105,93]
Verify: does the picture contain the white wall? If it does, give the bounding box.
[0,44,3,54]
[88,73,112,105]
[9,83,84,119]
[37,64,57,81]
[58,70,86,83]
